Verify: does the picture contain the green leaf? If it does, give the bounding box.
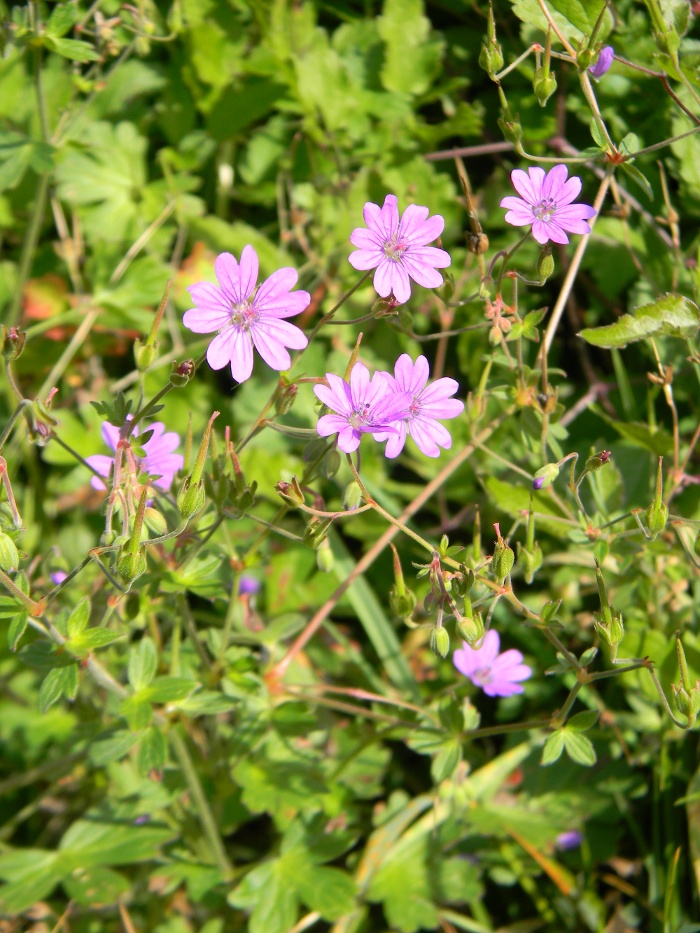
[38,665,77,713]
[430,739,462,784]
[541,731,565,766]
[7,611,27,651]
[0,850,61,914]
[178,690,238,716]
[567,709,599,732]
[0,132,33,191]
[378,0,444,97]
[44,37,100,62]
[229,862,299,933]
[120,695,153,730]
[512,0,612,40]
[562,729,597,766]
[620,161,654,201]
[128,637,158,691]
[89,730,140,766]
[59,819,175,867]
[46,3,79,37]
[137,727,167,775]
[294,865,357,920]
[143,676,198,704]
[67,628,124,653]
[589,117,608,150]
[579,294,700,348]
[206,78,287,141]
[62,864,131,908]
[66,597,91,637]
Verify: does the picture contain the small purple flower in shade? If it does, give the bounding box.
[532,476,544,490]
[500,165,597,245]
[314,362,412,454]
[589,46,614,79]
[348,195,451,304]
[375,354,464,458]
[183,246,310,384]
[86,420,183,491]
[50,570,67,585]
[238,575,261,596]
[556,830,583,851]
[453,629,531,698]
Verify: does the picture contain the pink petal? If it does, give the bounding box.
[373,259,395,298]
[383,420,407,458]
[238,245,259,300]
[408,417,442,457]
[207,327,238,370]
[555,175,583,206]
[408,245,451,270]
[362,201,386,237]
[500,196,531,213]
[379,194,400,238]
[419,376,459,404]
[349,362,371,405]
[504,209,534,228]
[255,269,309,318]
[421,398,464,420]
[349,248,382,272]
[512,168,544,204]
[214,252,242,304]
[388,263,412,304]
[402,254,444,290]
[317,413,350,437]
[229,329,254,383]
[86,454,113,489]
[337,425,361,453]
[350,228,383,250]
[542,164,569,201]
[101,421,120,451]
[187,281,232,317]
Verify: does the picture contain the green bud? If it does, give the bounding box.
[672,683,700,727]
[276,476,304,507]
[235,482,257,514]
[133,337,157,372]
[492,523,514,584]
[478,276,494,301]
[0,532,19,572]
[585,449,611,471]
[479,40,504,77]
[323,448,341,479]
[169,359,195,387]
[390,585,417,620]
[343,481,364,512]
[498,115,523,146]
[577,48,594,70]
[316,538,334,573]
[533,67,557,106]
[456,612,484,646]
[143,507,167,537]
[100,529,117,547]
[275,383,298,417]
[594,608,624,656]
[304,518,333,550]
[205,473,232,510]
[176,477,206,519]
[439,273,456,302]
[516,541,543,584]
[0,502,21,533]
[536,244,555,283]
[117,548,147,584]
[430,626,450,659]
[645,500,668,538]
[452,565,475,598]
[1,326,26,361]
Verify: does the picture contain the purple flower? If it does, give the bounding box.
[314,362,411,454]
[376,354,464,458]
[348,195,451,304]
[500,165,596,245]
[239,575,261,596]
[589,46,614,79]
[50,570,67,585]
[556,830,583,851]
[453,629,531,697]
[183,246,310,384]
[86,419,183,491]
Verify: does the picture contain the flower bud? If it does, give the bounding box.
[275,383,298,417]
[672,682,700,727]
[133,337,157,372]
[533,67,557,106]
[117,548,147,585]
[343,481,364,511]
[577,48,594,70]
[1,326,26,361]
[456,612,484,646]
[316,537,334,573]
[323,448,341,479]
[492,523,514,584]
[390,585,417,620]
[177,477,206,519]
[439,273,456,301]
[452,565,474,598]
[498,115,523,146]
[645,456,667,539]
[0,532,19,572]
[479,40,504,77]
[466,232,489,255]
[276,476,304,507]
[532,462,560,490]
[517,541,543,584]
[536,244,555,283]
[594,608,624,652]
[170,359,195,387]
[143,507,167,537]
[585,450,611,471]
[430,626,450,659]
[478,276,494,301]
[304,518,333,550]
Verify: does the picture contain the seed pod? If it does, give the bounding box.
[430,626,450,659]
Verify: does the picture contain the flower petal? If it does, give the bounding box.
[214,252,243,304]
[542,164,569,201]
[349,248,382,272]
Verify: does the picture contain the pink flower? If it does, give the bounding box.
[453,629,531,697]
[589,46,614,79]
[500,165,596,245]
[376,354,464,458]
[314,362,411,454]
[86,419,183,491]
[183,246,310,384]
[348,195,451,304]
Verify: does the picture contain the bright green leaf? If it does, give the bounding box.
[66,597,91,637]
[128,637,158,691]
[7,611,27,651]
[44,37,100,62]
[562,729,597,766]
[579,294,700,348]
[541,731,565,766]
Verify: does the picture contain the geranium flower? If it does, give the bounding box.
[183,246,310,384]
[376,354,464,458]
[86,419,183,491]
[453,629,531,697]
[589,46,614,79]
[348,194,451,304]
[500,165,596,245]
[314,362,411,454]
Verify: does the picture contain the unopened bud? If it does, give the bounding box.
[466,232,489,255]
[517,541,543,584]
[672,682,700,727]
[390,585,417,620]
[176,477,206,519]
[275,383,298,417]
[536,244,555,283]
[316,538,334,573]
[276,476,304,507]
[492,523,514,584]
[0,532,19,572]
[304,518,333,550]
[532,462,560,490]
[497,115,523,146]
[456,612,484,646]
[1,326,26,361]
[585,450,611,471]
[479,40,504,77]
[143,507,167,537]
[117,548,147,584]
[645,456,667,539]
[534,68,557,107]
[170,359,195,387]
[323,448,341,479]
[134,337,157,372]
[577,48,594,70]
[439,273,456,301]
[343,481,364,511]
[430,626,450,658]
[452,565,474,598]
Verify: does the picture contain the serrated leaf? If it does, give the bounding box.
[512,0,612,40]
[128,637,157,691]
[38,665,76,713]
[89,730,140,766]
[562,729,597,766]
[46,3,79,37]
[377,0,444,97]
[137,727,167,775]
[66,598,91,637]
[541,731,565,765]
[579,294,700,348]
[44,37,100,62]
[7,611,27,651]
[294,865,357,921]
[67,628,124,653]
[567,709,599,732]
[119,695,153,730]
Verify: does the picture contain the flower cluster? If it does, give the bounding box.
[314,354,464,458]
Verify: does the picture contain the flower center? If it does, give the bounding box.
[407,395,421,417]
[382,235,408,262]
[230,300,259,328]
[532,197,557,222]
[349,403,372,430]
[472,666,493,687]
